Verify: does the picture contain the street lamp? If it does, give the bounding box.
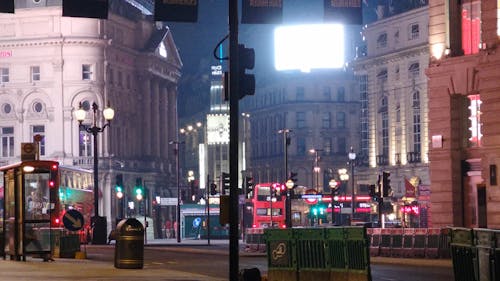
[348,147,356,225]
[169,140,183,243]
[309,148,323,191]
[338,168,349,225]
[74,101,114,245]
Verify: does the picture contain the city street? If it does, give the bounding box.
[0,239,454,281]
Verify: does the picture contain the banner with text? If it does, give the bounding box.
[242,0,283,24]
[324,0,362,25]
[154,0,198,22]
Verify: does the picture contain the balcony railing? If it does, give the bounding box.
[407,152,421,163]
[376,155,389,166]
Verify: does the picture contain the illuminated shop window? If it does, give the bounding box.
[468,94,482,147]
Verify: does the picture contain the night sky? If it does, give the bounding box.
[167,0,427,118]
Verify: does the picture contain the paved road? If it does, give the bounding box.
[0,239,454,281]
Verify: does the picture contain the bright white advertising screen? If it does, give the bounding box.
[274,24,345,72]
[206,114,229,145]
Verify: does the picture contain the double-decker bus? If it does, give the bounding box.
[0,160,93,260]
[243,182,286,229]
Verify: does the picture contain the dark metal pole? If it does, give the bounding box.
[93,129,99,218]
[229,0,240,279]
[176,143,181,243]
[282,130,291,228]
[206,174,210,246]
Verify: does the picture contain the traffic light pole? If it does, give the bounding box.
[229,1,240,280]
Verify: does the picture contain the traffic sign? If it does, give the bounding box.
[63,209,84,231]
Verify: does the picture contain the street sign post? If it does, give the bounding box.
[63,209,84,231]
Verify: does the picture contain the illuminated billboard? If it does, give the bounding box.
[274,24,344,72]
[206,114,229,145]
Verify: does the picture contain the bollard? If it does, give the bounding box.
[114,218,144,269]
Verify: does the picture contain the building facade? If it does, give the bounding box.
[241,71,361,225]
[353,6,431,227]
[427,0,500,228]
[0,0,181,236]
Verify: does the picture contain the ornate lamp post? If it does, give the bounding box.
[74,102,114,244]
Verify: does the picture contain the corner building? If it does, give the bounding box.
[427,0,500,228]
[0,0,181,236]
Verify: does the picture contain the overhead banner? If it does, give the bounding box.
[242,0,283,24]
[63,0,108,19]
[324,0,362,25]
[154,0,198,22]
[0,0,14,14]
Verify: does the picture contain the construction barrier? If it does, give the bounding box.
[265,227,371,281]
[449,227,475,281]
[265,228,297,281]
[245,228,266,253]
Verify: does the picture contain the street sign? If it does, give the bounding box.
[160,197,178,206]
[63,209,84,231]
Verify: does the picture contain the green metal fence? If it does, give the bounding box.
[265,227,371,281]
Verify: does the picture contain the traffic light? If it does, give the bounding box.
[210,183,217,196]
[382,172,391,197]
[245,176,254,196]
[115,174,124,199]
[134,177,143,200]
[289,172,298,183]
[238,44,255,99]
[222,172,230,194]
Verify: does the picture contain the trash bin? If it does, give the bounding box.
[114,218,144,269]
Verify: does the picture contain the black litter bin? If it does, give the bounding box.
[114,218,144,269]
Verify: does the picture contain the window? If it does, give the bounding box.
[322,112,331,128]
[31,125,45,156]
[296,137,306,155]
[337,137,346,154]
[413,92,421,153]
[337,87,345,101]
[468,94,482,147]
[409,23,419,40]
[296,87,305,101]
[1,127,14,157]
[408,63,420,79]
[323,138,332,155]
[30,66,40,82]
[336,112,346,128]
[1,103,12,115]
[381,97,389,157]
[377,33,387,48]
[296,112,306,128]
[461,0,480,55]
[0,67,9,83]
[79,126,92,157]
[82,64,92,80]
[323,86,331,100]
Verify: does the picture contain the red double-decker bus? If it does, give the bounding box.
[243,182,286,229]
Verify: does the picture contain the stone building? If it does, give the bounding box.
[0,0,181,237]
[352,6,431,227]
[427,0,500,228]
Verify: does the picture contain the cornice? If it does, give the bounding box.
[0,37,107,48]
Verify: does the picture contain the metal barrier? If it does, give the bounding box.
[245,228,266,253]
[401,228,415,258]
[295,228,329,280]
[449,227,476,281]
[265,227,371,281]
[345,227,371,281]
[426,228,441,258]
[390,228,404,257]
[379,228,392,257]
[413,228,427,258]
[325,227,347,280]
[368,228,381,256]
